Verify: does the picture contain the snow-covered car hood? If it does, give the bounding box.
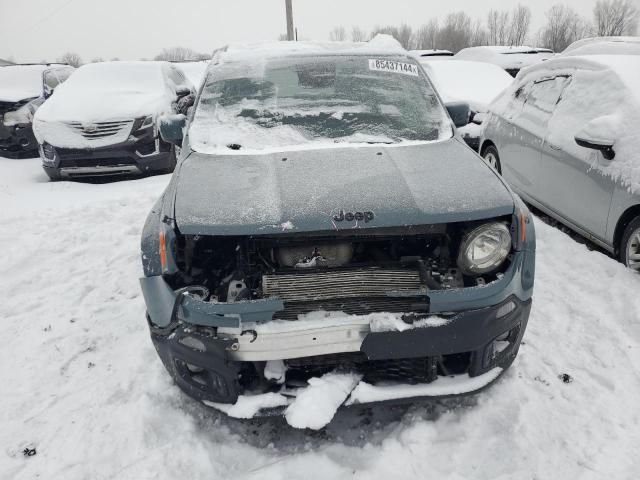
[0,89,39,103]
[34,88,170,123]
[172,139,515,236]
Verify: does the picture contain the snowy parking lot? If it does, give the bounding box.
[2,157,640,479]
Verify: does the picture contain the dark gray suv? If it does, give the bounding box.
[140,41,536,419]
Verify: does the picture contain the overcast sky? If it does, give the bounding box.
[0,0,636,62]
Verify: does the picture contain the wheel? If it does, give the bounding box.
[482,144,502,174]
[620,216,640,271]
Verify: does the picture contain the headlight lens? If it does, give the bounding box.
[457,222,511,275]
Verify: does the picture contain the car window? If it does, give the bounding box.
[190,55,452,151]
[167,65,188,90]
[43,71,60,92]
[526,75,571,114]
[54,68,74,83]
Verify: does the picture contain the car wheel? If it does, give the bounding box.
[482,145,502,174]
[621,216,640,272]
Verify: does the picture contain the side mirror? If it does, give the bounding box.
[574,135,615,160]
[445,102,470,128]
[159,114,186,145]
[44,85,54,99]
[176,86,192,98]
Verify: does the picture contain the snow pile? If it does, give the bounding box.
[421,60,513,111]
[347,368,503,405]
[285,372,362,430]
[0,64,47,102]
[33,62,175,148]
[369,315,450,332]
[204,393,289,419]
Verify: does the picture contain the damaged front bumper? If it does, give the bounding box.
[141,249,534,413]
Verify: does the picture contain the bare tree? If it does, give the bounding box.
[329,26,347,41]
[351,26,367,42]
[508,5,532,45]
[57,52,83,67]
[437,12,473,52]
[487,10,511,45]
[110,57,120,61]
[470,19,489,47]
[593,0,639,36]
[396,24,414,49]
[413,19,440,50]
[540,4,591,52]
[90,57,104,63]
[154,47,204,61]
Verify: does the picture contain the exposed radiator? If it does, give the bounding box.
[262,267,423,302]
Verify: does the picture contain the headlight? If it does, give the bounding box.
[457,222,511,275]
[140,115,154,129]
[3,103,34,126]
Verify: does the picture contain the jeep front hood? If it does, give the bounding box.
[173,139,515,236]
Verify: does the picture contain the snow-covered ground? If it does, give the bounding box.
[1,157,639,479]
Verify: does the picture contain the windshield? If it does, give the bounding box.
[189,55,451,152]
[62,62,165,92]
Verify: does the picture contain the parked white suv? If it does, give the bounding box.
[33,61,194,180]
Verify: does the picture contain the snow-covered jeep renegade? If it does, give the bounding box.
[139,38,536,427]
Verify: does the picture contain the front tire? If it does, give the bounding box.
[482,145,502,174]
[620,216,640,271]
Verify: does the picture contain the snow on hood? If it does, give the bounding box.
[173,139,515,236]
[34,61,173,123]
[421,60,513,111]
[0,65,47,102]
[489,55,640,193]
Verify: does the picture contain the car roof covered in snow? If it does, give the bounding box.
[454,46,554,69]
[211,35,407,64]
[0,64,50,102]
[562,36,640,56]
[420,59,513,110]
[516,54,640,104]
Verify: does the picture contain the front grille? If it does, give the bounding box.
[285,353,439,384]
[263,267,425,319]
[263,267,423,302]
[64,120,133,140]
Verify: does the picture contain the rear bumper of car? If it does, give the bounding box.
[39,129,173,178]
[0,122,38,158]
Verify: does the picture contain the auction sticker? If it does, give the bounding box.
[369,59,419,76]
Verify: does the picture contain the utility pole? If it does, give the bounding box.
[285,0,294,41]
